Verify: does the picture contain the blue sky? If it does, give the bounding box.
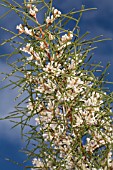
[0,0,113,169]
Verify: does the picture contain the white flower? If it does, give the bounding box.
[57,41,71,50]
[61,32,73,43]
[48,33,54,40]
[32,158,44,168]
[40,41,46,49]
[46,8,61,24]
[46,16,51,24]
[68,31,73,39]
[26,43,31,48]
[32,5,38,12]
[29,6,38,17]
[24,27,33,35]
[35,117,39,125]
[27,55,34,61]
[76,116,83,126]
[29,8,36,17]
[50,15,54,22]
[32,158,38,165]
[46,15,55,24]
[20,43,31,54]
[86,138,90,143]
[16,24,24,34]
[61,34,69,42]
[53,8,61,18]
[53,9,58,15]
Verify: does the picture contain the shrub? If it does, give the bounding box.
[0,0,113,169]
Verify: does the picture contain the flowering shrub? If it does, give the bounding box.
[0,0,113,169]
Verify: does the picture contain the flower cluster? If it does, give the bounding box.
[29,74,113,169]
[16,24,34,36]
[15,2,113,170]
[46,7,61,24]
[61,31,73,42]
[26,0,38,19]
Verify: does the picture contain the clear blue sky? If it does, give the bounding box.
[0,0,113,169]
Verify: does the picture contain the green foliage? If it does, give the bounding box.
[0,0,113,169]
